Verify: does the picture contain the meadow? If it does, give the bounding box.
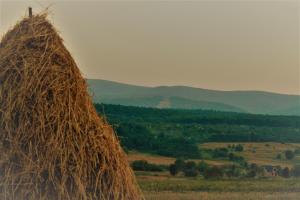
[136,171,300,200]
[98,104,300,199]
[128,143,300,199]
[200,142,300,168]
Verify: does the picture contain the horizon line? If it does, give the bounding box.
[86,78,300,97]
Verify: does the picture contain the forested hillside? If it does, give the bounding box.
[88,79,300,115]
[95,104,300,158]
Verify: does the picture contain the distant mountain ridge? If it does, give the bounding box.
[87,79,300,116]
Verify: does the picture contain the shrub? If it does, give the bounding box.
[185,161,197,168]
[169,164,179,176]
[285,150,295,160]
[183,161,198,177]
[235,144,244,152]
[184,168,198,177]
[247,170,257,178]
[174,158,186,171]
[263,165,273,173]
[224,165,242,178]
[204,166,223,179]
[229,153,245,163]
[274,165,282,176]
[257,167,266,177]
[282,167,290,178]
[213,148,229,158]
[197,161,208,173]
[131,160,166,171]
[247,163,259,178]
[250,163,258,170]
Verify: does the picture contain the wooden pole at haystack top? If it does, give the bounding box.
[29,7,32,17]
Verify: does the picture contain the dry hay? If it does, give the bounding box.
[0,13,142,200]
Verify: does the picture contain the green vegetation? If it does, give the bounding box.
[131,160,168,172]
[285,150,295,160]
[95,104,300,159]
[138,177,300,192]
[88,79,300,116]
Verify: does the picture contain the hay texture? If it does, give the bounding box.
[0,13,142,200]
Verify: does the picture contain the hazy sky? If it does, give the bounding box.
[0,0,299,95]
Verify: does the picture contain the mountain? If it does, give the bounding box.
[87,79,300,115]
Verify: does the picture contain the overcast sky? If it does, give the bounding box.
[0,0,299,95]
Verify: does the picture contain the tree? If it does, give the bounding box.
[183,161,198,177]
[197,161,208,174]
[282,167,290,178]
[285,150,295,160]
[169,164,179,176]
[174,158,185,171]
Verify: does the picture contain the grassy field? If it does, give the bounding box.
[144,191,300,200]
[137,172,300,199]
[128,143,300,199]
[200,142,300,167]
[127,151,234,166]
[128,143,300,167]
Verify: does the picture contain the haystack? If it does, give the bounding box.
[0,13,142,199]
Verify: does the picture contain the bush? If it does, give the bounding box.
[183,161,198,177]
[235,144,244,152]
[292,165,300,177]
[250,163,258,170]
[281,167,290,178]
[184,168,198,177]
[213,148,229,158]
[131,160,166,171]
[285,150,295,160]
[276,153,282,160]
[229,153,245,163]
[247,170,257,178]
[247,163,260,178]
[169,164,179,176]
[274,165,282,176]
[224,165,242,178]
[174,158,186,171]
[204,166,223,179]
[197,161,208,173]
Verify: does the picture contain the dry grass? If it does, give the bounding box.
[128,151,176,165]
[0,13,142,199]
[200,142,300,168]
[127,151,233,166]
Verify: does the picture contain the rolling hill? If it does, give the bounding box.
[87,79,300,115]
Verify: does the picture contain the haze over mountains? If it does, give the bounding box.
[87,79,300,116]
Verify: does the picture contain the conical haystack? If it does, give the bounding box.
[0,13,142,199]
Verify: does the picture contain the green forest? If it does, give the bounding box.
[95,104,300,159]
